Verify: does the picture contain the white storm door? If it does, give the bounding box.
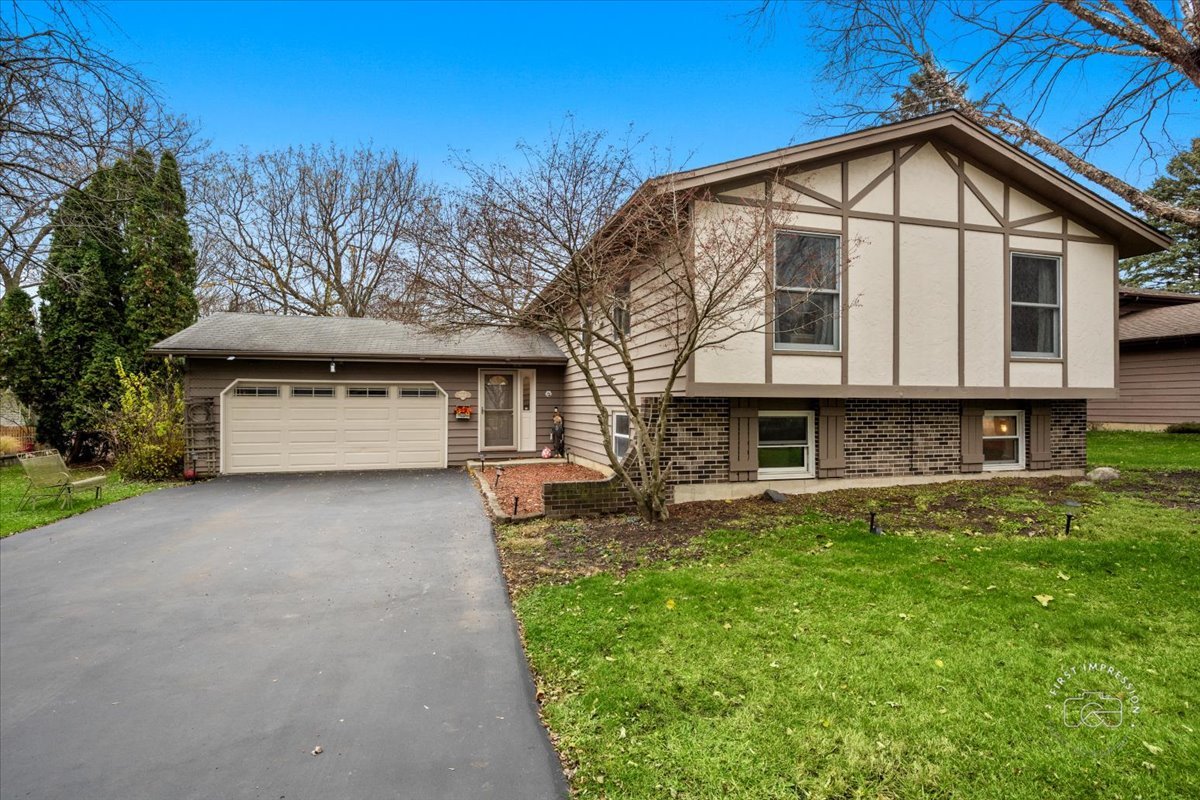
[518,369,536,452]
[481,371,516,449]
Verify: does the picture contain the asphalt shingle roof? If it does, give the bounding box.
[1120,302,1200,343]
[149,313,566,362]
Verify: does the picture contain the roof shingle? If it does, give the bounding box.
[149,313,566,362]
[1120,303,1200,343]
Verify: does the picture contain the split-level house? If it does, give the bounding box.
[152,112,1169,511]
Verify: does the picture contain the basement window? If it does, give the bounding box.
[291,386,335,398]
[234,386,279,397]
[757,410,815,478]
[983,410,1025,470]
[612,412,630,459]
[347,387,389,398]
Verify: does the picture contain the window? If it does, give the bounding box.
[774,231,840,350]
[291,386,335,398]
[1011,254,1060,357]
[234,386,279,397]
[757,410,814,478]
[612,412,630,459]
[983,410,1025,470]
[399,386,438,398]
[612,280,631,337]
[347,387,388,398]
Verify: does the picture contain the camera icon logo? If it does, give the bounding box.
[1063,691,1124,729]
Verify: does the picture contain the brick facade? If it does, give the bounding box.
[843,399,962,478]
[544,397,726,517]
[1048,400,1087,470]
[545,396,1088,517]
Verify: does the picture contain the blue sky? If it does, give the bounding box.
[82,0,1192,191]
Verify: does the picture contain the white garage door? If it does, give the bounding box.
[222,382,446,474]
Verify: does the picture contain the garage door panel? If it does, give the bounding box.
[224,383,446,474]
[344,407,392,422]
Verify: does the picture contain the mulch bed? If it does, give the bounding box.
[481,463,605,516]
[492,472,1194,597]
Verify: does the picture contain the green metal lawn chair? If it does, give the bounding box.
[16,450,107,510]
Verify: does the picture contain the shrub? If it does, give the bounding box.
[106,359,184,481]
[1165,421,1200,434]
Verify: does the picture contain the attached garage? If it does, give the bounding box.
[222,382,447,473]
[149,313,567,476]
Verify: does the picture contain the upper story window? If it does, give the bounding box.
[774,231,840,351]
[612,280,631,337]
[1011,253,1061,358]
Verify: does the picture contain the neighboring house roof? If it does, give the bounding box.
[1118,285,1200,316]
[660,110,1170,259]
[149,313,567,362]
[1120,302,1200,344]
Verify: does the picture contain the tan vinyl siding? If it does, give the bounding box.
[1088,345,1200,426]
[184,358,563,471]
[559,260,689,466]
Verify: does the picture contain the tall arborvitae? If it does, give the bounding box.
[33,149,198,449]
[0,288,43,411]
[124,151,199,361]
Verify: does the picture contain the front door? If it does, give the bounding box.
[481,371,516,449]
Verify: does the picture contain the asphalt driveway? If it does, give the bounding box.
[0,471,565,800]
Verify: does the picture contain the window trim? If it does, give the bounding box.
[982,409,1026,471]
[234,386,279,398]
[756,409,816,479]
[346,386,389,398]
[773,229,842,353]
[1010,252,1062,359]
[611,411,630,460]
[611,280,631,337]
[398,386,438,398]
[290,386,336,398]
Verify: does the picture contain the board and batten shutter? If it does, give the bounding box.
[729,399,758,482]
[961,403,985,473]
[1029,401,1052,470]
[817,399,845,478]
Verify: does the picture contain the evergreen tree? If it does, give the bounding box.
[31,149,198,449]
[124,151,199,361]
[1121,140,1200,294]
[0,288,42,411]
[881,61,969,122]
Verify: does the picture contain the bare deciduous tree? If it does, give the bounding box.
[751,0,1200,227]
[423,124,838,521]
[191,145,434,318]
[1,0,199,292]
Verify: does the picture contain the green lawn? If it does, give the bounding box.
[1087,429,1200,471]
[0,464,168,537]
[513,432,1200,799]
